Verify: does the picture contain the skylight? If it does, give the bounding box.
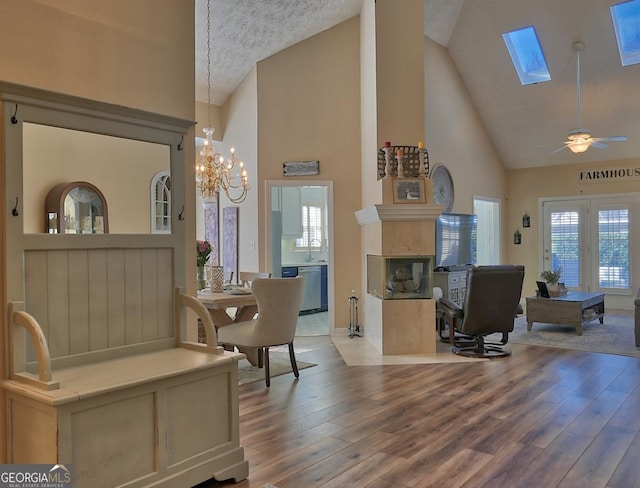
[611,0,640,66]
[502,26,551,85]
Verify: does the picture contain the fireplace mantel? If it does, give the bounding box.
[355,204,444,226]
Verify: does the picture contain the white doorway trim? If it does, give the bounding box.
[265,180,335,335]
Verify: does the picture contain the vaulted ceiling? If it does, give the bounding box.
[196,0,640,170]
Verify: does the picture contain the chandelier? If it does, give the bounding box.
[196,127,249,204]
[196,0,249,205]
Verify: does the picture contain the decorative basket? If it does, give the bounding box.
[377,145,429,180]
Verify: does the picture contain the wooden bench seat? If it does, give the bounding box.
[4,252,249,488]
[5,346,240,405]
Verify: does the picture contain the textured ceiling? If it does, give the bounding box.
[196,0,462,103]
[196,0,363,104]
[197,0,640,170]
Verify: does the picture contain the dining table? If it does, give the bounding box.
[197,289,262,366]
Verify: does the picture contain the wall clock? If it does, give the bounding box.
[431,164,454,212]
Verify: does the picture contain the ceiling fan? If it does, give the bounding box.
[552,41,628,154]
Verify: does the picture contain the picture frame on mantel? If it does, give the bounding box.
[392,177,426,204]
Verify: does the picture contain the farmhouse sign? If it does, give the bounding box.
[578,164,640,184]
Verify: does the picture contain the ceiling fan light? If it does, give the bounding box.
[568,142,590,153]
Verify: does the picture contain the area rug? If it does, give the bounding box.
[237,351,316,385]
[503,311,640,358]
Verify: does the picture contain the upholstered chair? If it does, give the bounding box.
[217,277,303,386]
[238,271,272,287]
[438,265,525,357]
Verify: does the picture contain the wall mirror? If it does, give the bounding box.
[23,122,171,234]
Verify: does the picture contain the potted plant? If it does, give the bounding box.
[540,266,562,286]
[540,266,565,296]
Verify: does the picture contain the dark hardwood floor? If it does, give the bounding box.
[201,336,640,488]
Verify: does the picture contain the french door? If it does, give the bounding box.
[541,194,638,308]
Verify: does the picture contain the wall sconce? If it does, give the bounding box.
[514,229,522,245]
[522,212,530,228]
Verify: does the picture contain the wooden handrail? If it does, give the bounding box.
[9,302,59,390]
[179,293,221,353]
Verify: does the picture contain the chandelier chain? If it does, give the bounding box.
[206,0,211,125]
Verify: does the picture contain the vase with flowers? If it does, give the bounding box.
[196,240,212,290]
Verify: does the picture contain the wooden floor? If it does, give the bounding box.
[200,336,640,488]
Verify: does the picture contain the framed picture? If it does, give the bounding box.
[393,178,426,204]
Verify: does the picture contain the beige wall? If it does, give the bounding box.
[507,158,640,303]
[256,16,361,328]
[0,0,194,120]
[222,67,259,272]
[375,0,425,147]
[0,0,195,463]
[425,36,507,216]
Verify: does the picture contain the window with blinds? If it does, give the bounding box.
[598,208,630,289]
[296,205,323,249]
[550,211,581,287]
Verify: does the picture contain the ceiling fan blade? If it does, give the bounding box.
[551,145,568,154]
[591,136,628,142]
[590,141,609,149]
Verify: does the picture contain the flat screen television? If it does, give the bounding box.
[435,213,477,269]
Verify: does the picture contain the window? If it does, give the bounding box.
[502,26,551,85]
[548,210,581,288]
[611,0,640,66]
[542,195,635,296]
[151,170,171,234]
[296,205,323,249]
[598,208,630,289]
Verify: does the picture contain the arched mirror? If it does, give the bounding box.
[45,181,108,234]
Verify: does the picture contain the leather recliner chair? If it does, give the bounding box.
[438,265,525,357]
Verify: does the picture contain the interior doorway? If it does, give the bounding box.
[473,196,501,265]
[265,180,334,336]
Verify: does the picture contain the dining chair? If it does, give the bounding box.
[217,277,303,387]
[239,271,271,287]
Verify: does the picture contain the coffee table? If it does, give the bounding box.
[526,291,605,336]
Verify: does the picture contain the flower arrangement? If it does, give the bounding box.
[196,240,212,267]
[540,266,562,285]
